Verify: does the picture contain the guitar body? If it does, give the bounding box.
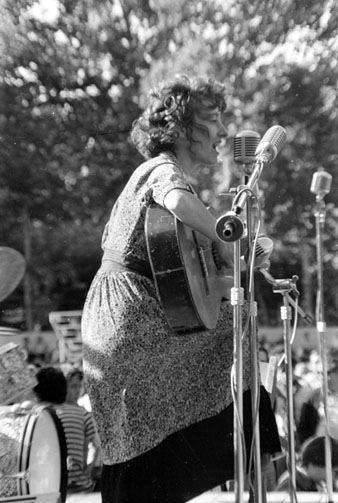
[145,203,232,332]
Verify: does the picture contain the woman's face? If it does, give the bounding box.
[188,105,228,166]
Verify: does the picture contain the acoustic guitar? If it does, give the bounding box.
[145,203,233,332]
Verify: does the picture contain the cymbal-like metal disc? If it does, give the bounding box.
[0,247,26,302]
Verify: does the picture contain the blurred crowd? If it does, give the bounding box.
[3,332,338,497]
[258,339,338,493]
[21,333,58,367]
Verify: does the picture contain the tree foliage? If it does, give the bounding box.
[1,0,338,328]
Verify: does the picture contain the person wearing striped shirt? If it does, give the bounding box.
[33,365,100,493]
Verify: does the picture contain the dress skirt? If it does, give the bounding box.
[82,269,281,503]
[100,386,281,503]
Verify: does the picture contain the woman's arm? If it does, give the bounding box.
[163,188,234,266]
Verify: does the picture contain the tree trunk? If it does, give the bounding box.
[300,240,313,319]
[23,207,33,330]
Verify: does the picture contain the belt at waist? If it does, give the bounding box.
[100,249,153,280]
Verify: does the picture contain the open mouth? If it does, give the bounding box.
[213,143,222,152]
[213,139,226,151]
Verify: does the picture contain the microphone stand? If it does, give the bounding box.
[277,277,298,502]
[259,268,313,325]
[260,272,299,502]
[232,232,245,503]
[218,128,286,501]
[245,185,264,503]
[313,192,334,502]
[229,169,264,503]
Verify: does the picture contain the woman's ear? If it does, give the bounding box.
[177,126,187,139]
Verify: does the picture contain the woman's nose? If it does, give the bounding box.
[218,122,228,139]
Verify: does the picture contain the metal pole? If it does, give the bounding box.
[260,274,300,502]
[232,238,245,503]
[314,194,334,502]
[280,289,297,502]
[245,194,264,503]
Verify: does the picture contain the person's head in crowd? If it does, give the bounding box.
[61,363,84,405]
[301,435,338,483]
[258,345,269,363]
[328,360,338,393]
[33,365,67,404]
[298,347,312,363]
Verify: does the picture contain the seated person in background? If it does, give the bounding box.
[297,358,338,447]
[60,363,90,407]
[61,363,102,489]
[33,366,101,493]
[276,435,338,492]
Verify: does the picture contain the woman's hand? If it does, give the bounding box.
[212,239,234,269]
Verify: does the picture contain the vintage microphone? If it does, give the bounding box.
[233,130,261,172]
[234,130,261,235]
[231,130,269,503]
[311,169,332,200]
[216,125,287,242]
[311,168,334,502]
[241,235,273,268]
[230,130,259,502]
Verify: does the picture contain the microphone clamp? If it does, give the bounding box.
[215,211,244,242]
[273,275,299,294]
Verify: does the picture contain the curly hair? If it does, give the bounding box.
[131,74,227,159]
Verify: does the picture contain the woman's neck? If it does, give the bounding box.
[174,146,200,182]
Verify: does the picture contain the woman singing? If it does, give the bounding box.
[81,74,281,503]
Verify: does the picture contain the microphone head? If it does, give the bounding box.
[255,125,287,163]
[310,170,332,198]
[242,236,273,269]
[254,236,273,268]
[233,130,261,165]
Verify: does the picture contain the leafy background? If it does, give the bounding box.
[1,0,338,331]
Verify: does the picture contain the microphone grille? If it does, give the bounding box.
[241,236,274,268]
[261,125,287,152]
[233,130,261,164]
[254,236,273,268]
[255,125,287,162]
[310,170,332,197]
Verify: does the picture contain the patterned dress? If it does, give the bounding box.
[81,151,280,498]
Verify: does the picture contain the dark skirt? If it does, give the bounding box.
[101,386,281,503]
